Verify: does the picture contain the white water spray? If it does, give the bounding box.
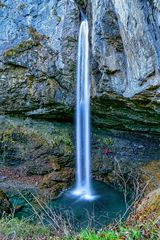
[73,13,93,199]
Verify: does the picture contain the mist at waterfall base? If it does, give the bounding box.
[51,181,127,229]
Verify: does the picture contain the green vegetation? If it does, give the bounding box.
[28,26,48,42]
[19,3,25,10]
[4,40,39,57]
[57,16,61,24]
[0,1,5,8]
[101,137,114,146]
[4,28,47,58]
[0,217,159,240]
[72,228,141,240]
[0,217,51,240]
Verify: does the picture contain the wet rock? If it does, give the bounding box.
[26,163,53,176]
[0,117,74,169]
[41,182,69,199]
[0,116,159,199]
[40,168,74,186]
[39,168,74,198]
[0,190,11,217]
[92,130,160,196]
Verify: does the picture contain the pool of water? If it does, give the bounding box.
[11,181,128,229]
[49,181,127,229]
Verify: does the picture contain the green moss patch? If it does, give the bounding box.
[0,1,5,8]
[28,27,48,42]
[4,41,39,58]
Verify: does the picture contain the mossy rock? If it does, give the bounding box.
[0,118,74,168]
[0,1,5,8]
[28,27,48,42]
[4,40,39,58]
[39,167,74,198]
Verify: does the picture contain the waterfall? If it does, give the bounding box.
[73,13,93,200]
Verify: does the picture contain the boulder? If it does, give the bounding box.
[39,168,74,198]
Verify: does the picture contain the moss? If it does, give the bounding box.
[0,1,5,8]
[0,118,74,168]
[28,75,35,89]
[51,128,74,154]
[57,16,61,24]
[91,94,160,133]
[0,125,49,159]
[101,137,114,146]
[52,7,57,15]
[28,26,47,42]
[0,217,159,239]
[107,35,124,52]
[19,3,25,10]
[0,127,18,144]
[4,40,39,57]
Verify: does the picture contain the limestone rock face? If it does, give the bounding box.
[0,0,159,132]
[0,0,79,119]
[91,0,160,132]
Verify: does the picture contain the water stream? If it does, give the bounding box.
[74,13,92,199]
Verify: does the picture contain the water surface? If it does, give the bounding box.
[51,181,127,229]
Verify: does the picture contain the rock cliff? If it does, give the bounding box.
[0,0,159,132]
[0,0,160,203]
[91,0,160,132]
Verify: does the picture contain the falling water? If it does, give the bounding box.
[74,13,93,199]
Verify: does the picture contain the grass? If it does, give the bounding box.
[0,217,51,239]
[0,216,159,240]
[72,227,143,240]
